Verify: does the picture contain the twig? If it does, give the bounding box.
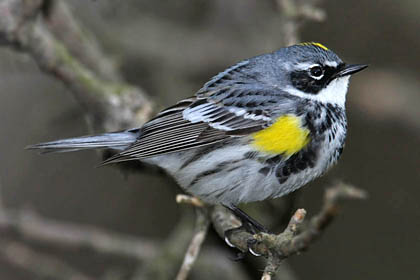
[276,0,326,45]
[0,0,154,131]
[175,207,210,280]
[175,195,211,279]
[0,206,158,261]
[261,271,272,280]
[174,195,211,280]
[134,195,211,280]
[0,185,242,280]
[131,211,196,280]
[44,0,122,82]
[257,209,307,278]
[176,194,205,208]
[0,1,362,279]
[211,182,367,279]
[261,182,367,278]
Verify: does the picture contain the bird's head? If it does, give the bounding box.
[271,42,367,106]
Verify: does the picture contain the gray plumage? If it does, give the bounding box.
[28,43,367,206]
[28,130,140,153]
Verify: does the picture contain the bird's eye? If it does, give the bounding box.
[309,65,324,79]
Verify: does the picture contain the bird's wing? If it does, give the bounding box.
[101,87,283,164]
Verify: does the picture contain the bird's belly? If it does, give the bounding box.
[145,129,345,205]
[145,143,280,205]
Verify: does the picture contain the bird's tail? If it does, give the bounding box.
[26,129,140,154]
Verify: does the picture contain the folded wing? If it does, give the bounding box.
[101,90,275,164]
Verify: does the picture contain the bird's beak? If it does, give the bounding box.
[335,64,368,78]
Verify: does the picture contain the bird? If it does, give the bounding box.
[28,42,367,238]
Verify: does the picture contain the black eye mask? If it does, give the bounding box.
[290,64,344,94]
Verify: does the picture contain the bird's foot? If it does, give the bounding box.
[223,204,268,258]
[224,226,263,259]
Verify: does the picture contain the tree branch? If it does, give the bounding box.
[44,0,122,82]
[175,199,210,280]
[211,182,367,279]
[0,205,159,261]
[276,0,326,45]
[0,0,154,131]
[0,178,157,262]
[0,1,366,279]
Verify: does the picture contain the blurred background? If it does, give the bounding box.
[0,0,419,279]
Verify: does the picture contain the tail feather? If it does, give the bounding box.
[26,131,139,154]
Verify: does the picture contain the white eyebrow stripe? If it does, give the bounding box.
[325,61,338,67]
[295,62,317,70]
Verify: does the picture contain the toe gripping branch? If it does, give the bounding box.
[211,183,367,265]
[220,205,308,260]
[222,204,268,259]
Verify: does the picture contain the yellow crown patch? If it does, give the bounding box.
[298,42,329,51]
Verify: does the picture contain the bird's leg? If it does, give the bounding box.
[225,205,268,233]
[223,204,268,257]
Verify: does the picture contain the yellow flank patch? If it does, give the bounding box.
[252,115,310,156]
[299,42,329,51]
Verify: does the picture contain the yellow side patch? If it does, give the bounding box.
[298,42,329,51]
[252,115,310,156]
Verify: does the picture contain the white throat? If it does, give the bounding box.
[285,76,350,107]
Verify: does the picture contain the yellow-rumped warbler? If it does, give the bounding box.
[29,42,367,234]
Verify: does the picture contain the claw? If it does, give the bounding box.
[246,238,262,256]
[224,236,236,248]
[222,205,268,258]
[248,246,262,257]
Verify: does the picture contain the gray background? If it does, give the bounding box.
[0,0,419,279]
